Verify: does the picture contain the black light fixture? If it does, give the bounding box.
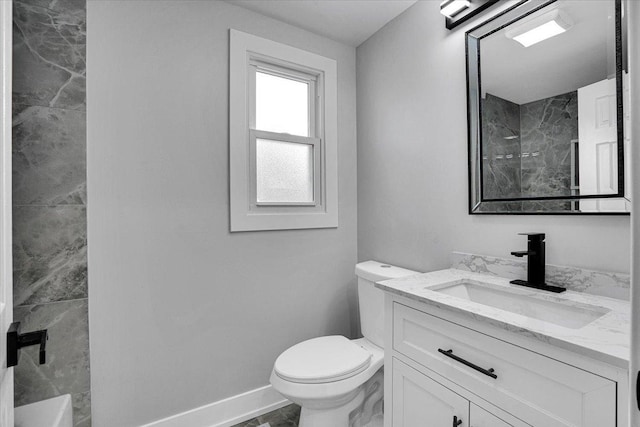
[440,0,501,30]
[440,0,471,18]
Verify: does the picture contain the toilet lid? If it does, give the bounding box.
[274,336,372,384]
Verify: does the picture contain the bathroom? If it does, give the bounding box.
[1,0,639,426]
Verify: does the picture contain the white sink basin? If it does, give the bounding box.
[432,279,609,329]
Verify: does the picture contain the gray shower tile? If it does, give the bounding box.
[13,299,91,409]
[72,390,92,427]
[231,404,301,427]
[13,205,87,306]
[13,0,86,110]
[258,404,301,427]
[480,91,577,210]
[482,162,521,199]
[521,199,572,212]
[476,201,524,212]
[481,93,522,198]
[521,167,572,198]
[17,0,85,13]
[520,91,577,171]
[13,105,86,206]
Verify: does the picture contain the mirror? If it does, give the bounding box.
[467,0,630,214]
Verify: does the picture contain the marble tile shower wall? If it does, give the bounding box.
[480,91,577,212]
[481,93,522,200]
[520,91,577,204]
[12,1,90,426]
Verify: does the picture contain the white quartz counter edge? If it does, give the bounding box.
[376,269,630,369]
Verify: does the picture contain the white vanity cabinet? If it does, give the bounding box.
[384,298,627,427]
[471,404,518,427]
[392,358,468,426]
[392,357,528,427]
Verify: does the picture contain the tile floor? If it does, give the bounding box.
[231,404,300,427]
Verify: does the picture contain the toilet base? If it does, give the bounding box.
[349,370,384,427]
[298,369,384,427]
[298,389,364,427]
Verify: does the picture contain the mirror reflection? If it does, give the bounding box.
[468,0,630,213]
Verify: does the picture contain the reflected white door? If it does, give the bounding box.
[578,76,627,212]
[0,1,13,425]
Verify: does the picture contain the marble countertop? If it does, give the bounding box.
[376,269,630,368]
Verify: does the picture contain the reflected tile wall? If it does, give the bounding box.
[520,199,572,212]
[12,0,90,425]
[481,94,521,199]
[520,91,577,199]
[476,201,523,213]
[480,91,577,212]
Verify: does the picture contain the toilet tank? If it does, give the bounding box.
[355,261,419,348]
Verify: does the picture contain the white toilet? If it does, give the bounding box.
[270,261,418,427]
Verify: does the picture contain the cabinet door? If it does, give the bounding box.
[392,358,469,427]
[470,404,529,427]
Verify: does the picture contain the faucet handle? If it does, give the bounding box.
[6,322,49,367]
[518,232,545,242]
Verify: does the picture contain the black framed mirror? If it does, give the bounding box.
[467,0,630,214]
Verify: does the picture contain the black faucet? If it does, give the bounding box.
[510,233,566,293]
[6,321,48,367]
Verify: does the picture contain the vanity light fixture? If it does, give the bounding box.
[442,0,500,30]
[440,0,470,18]
[506,9,573,47]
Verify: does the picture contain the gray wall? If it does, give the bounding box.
[86,1,357,426]
[12,0,90,426]
[356,1,630,274]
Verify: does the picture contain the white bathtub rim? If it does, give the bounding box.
[14,394,72,427]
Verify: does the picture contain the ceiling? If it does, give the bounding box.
[222,0,419,47]
[481,0,614,105]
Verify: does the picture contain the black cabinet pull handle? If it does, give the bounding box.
[636,370,639,410]
[453,415,463,426]
[438,348,497,379]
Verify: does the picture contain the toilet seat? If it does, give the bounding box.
[274,336,372,384]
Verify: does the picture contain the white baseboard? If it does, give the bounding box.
[141,385,290,427]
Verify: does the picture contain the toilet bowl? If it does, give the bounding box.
[270,336,383,426]
[270,261,418,427]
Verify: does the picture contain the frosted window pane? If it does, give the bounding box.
[256,71,309,136]
[256,139,314,203]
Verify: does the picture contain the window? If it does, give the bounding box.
[229,30,338,231]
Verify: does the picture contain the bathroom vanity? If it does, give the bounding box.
[377,269,630,427]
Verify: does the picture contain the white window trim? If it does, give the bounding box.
[229,29,338,232]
